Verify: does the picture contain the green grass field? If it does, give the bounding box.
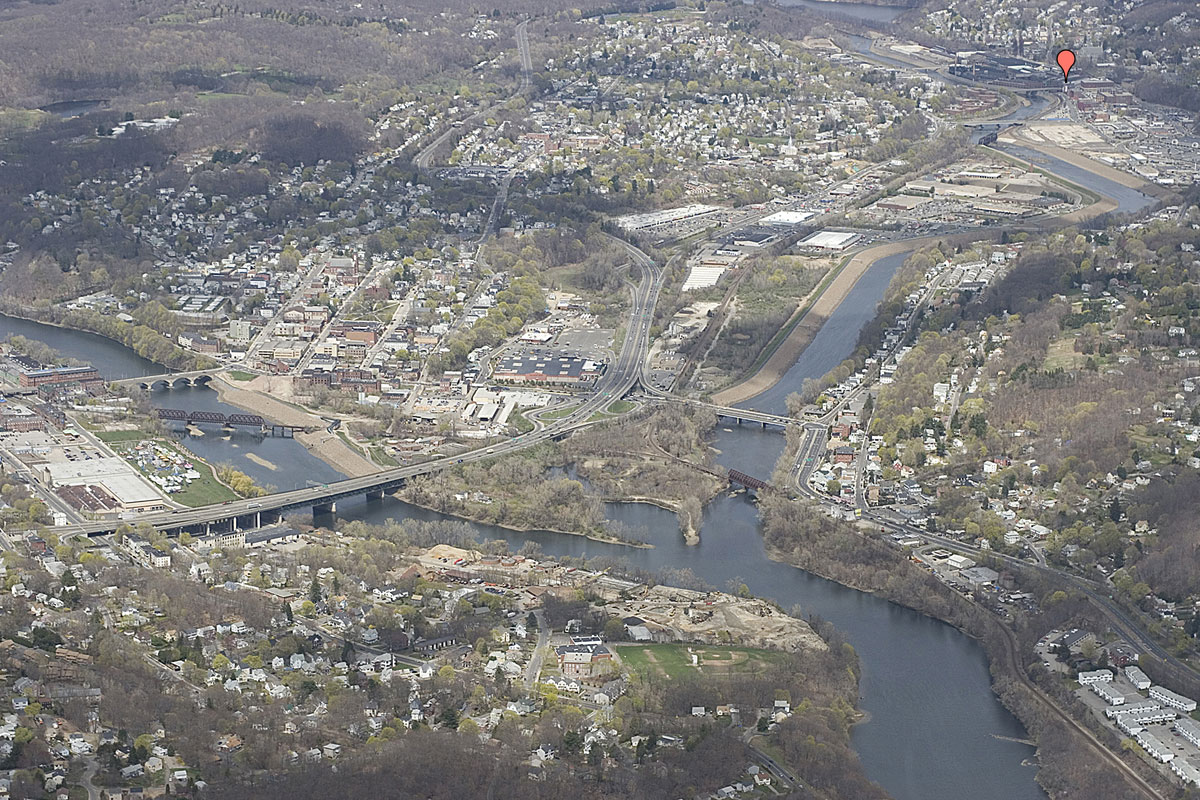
[616,644,790,680]
[169,469,240,506]
[95,429,151,442]
[606,399,635,415]
[227,370,256,381]
[541,404,580,420]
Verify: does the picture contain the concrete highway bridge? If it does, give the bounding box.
[641,393,798,429]
[59,234,664,541]
[68,389,795,539]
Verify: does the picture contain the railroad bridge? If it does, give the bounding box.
[155,408,309,437]
[727,469,774,493]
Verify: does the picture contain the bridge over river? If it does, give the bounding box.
[111,369,225,391]
[60,389,790,539]
[155,407,309,437]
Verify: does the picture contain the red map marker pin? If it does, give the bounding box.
[1056,49,1076,84]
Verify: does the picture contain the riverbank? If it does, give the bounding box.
[760,526,1168,800]
[711,247,870,406]
[1001,129,1165,194]
[0,305,212,373]
[713,233,981,407]
[207,376,380,478]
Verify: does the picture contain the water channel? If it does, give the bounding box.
[0,314,344,488]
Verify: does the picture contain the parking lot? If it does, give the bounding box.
[556,328,613,360]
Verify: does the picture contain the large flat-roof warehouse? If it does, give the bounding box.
[798,230,860,251]
[42,458,165,513]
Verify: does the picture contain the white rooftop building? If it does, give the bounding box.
[798,230,859,251]
[1151,685,1197,712]
[1118,708,1177,734]
[760,210,815,226]
[1136,730,1174,763]
[1091,682,1125,706]
[1175,717,1200,748]
[1171,758,1200,787]
[1077,669,1113,685]
[1125,666,1152,691]
[1106,699,1159,719]
[43,458,164,511]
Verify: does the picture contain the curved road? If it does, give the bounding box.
[414,19,531,172]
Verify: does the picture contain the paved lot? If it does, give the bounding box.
[557,329,613,359]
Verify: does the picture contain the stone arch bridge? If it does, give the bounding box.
[111,369,223,391]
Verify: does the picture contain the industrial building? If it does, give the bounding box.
[946,554,975,571]
[616,204,721,232]
[961,566,1000,587]
[42,458,165,514]
[798,230,860,251]
[760,210,815,226]
[0,403,46,432]
[0,355,102,390]
[1050,628,1095,653]
[492,354,604,385]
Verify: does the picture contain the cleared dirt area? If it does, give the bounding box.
[210,376,380,478]
[600,584,827,652]
[1002,129,1159,193]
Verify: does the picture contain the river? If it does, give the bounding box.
[0,5,1154,790]
[776,0,909,24]
[4,11,1154,796]
[0,241,1044,800]
[0,314,345,489]
[1,261,1045,800]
